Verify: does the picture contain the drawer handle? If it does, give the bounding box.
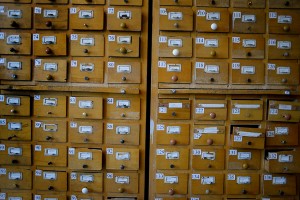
[242,163,249,169]
[171,75,178,82]
[118,188,125,193]
[209,112,216,119]
[47,111,52,115]
[174,0,178,3]
[120,22,127,29]
[48,161,53,165]
[121,113,126,117]
[10,21,19,28]
[207,164,212,168]
[283,52,289,57]
[283,167,288,172]
[84,23,89,27]
[210,77,215,82]
[247,141,252,145]
[10,109,18,114]
[172,49,180,56]
[120,139,125,144]
[84,76,90,81]
[283,114,291,120]
[12,159,19,164]
[46,74,53,80]
[82,112,88,117]
[170,139,177,145]
[247,52,252,57]
[82,187,89,194]
[283,25,290,32]
[241,189,247,194]
[10,48,18,53]
[83,164,88,168]
[119,47,132,54]
[285,1,290,6]
[45,47,53,55]
[14,184,19,188]
[8,135,17,140]
[84,138,89,142]
[210,50,216,57]
[46,136,52,141]
[171,112,176,117]
[120,165,125,170]
[45,21,52,27]
[205,189,210,194]
[83,49,89,54]
[281,140,287,144]
[211,0,216,5]
[248,1,253,6]
[281,78,288,83]
[211,23,217,31]
[279,190,285,195]
[247,78,251,83]
[207,139,213,145]
[170,164,175,169]
[124,0,129,3]
[11,74,18,79]
[174,23,179,28]
[48,186,54,191]
[168,188,175,195]
[122,76,127,81]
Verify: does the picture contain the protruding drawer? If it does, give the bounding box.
[70,172,103,193]
[267,35,300,60]
[268,10,300,34]
[228,149,261,170]
[33,33,67,56]
[33,95,67,118]
[158,36,192,58]
[34,170,67,192]
[155,172,188,195]
[106,148,139,170]
[105,122,139,145]
[191,172,224,195]
[34,144,67,167]
[262,174,296,195]
[226,173,260,195]
[0,56,31,81]
[158,99,191,120]
[68,147,102,170]
[33,119,67,142]
[196,34,228,58]
[105,172,139,194]
[194,99,227,120]
[70,33,104,57]
[232,9,265,33]
[230,126,265,149]
[0,5,31,29]
[0,167,32,190]
[34,58,67,82]
[0,143,31,166]
[107,7,141,31]
[69,96,103,119]
[0,32,31,55]
[230,100,263,121]
[156,123,189,145]
[266,122,299,146]
[69,120,103,144]
[159,7,193,31]
[34,6,68,30]
[192,148,225,170]
[0,118,31,141]
[196,8,229,32]
[268,100,300,122]
[107,34,140,57]
[107,60,141,84]
[0,95,30,116]
[158,59,192,83]
[266,60,299,85]
[193,125,225,146]
[70,6,104,30]
[156,147,189,170]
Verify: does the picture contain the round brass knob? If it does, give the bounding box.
[171,75,178,82]
[82,164,88,168]
[120,139,125,144]
[169,189,175,195]
[11,74,17,79]
[12,160,18,164]
[84,76,89,81]
[120,165,125,169]
[170,139,177,145]
[118,188,124,193]
[122,76,127,81]
[210,50,216,56]
[210,112,216,119]
[46,74,53,80]
[282,78,287,83]
[172,49,180,56]
[242,189,247,194]
[82,112,87,117]
[211,0,216,5]
[248,1,253,6]
[285,1,290,6]
[170,164,175,168]
[207,138,213,145]
[120,22,127,28]
[45,21,52,27]
[10,21,19,28]
[119,47,128,54]
[171,112,176,116]
[48,186,54,190]
[83,49,89,54]
[174,23,179,28]
[283,52,289,57]
[283,114,291,120]
[205,189,210,194]
[46,136,52,140]
[48,161,53,165]
[242,163,249,169]
[283,25,290,32]
[247,141,252,145]
[208,164,212,168]
[82,187,89,194]
[10,48,18,53]
[10,109,17,114]
[14,184,19,188]
[83,23,88,27]
[121,113,126,117]
[279,190,284,195]
[45,47,52,54]
[247,78,251,83]
[210,77,214,82]
[247,52,252,57]
[281,140,287,144]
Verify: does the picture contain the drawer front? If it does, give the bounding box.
[195,59,228,85]
[231,127,265,149]
[33,119,67,142]
[226,173,260,195]
[34,170,67,192]
[155,172,188,195]
[262,174,297,195]
[158,99,191,120]
[69,120,103,144]
[266,122,299,146]
[268,100,300,122]
[70,6,104,30]
[70,33,104,57]
[156,123,189,145]
[161,0,192,6]
[0,32,31,55]
[1,0,31,2]
[269,0,300,8]
[70,57,104,83]
[268,35,300,59]
[34,58,67,82]
[228,149,261,170]
[158,59,192,83]
[0,95,30,116]
[33,95,67,117]
[0,143,31,166]
[104,96,140,120]
[231,34,265,59]
[108,34,140,57]
[33,33,67,56]
[265,150,300,173]
[232,9,266,33]
[69,96,103,119]
[34,6,68,30]
[72,0,105,4]
[0,5,31,29]
[0,167,32,190]
[0,118,31,141]
[196,35,228,58]
[232,0,266,8]
[196,8,229,32]
[109,0,142,6]
[268,10,300,34]
[266,60,299,85]
[107,7,141,31]
[193,125,225,146]
[159,36,192,58]
[0,56,31,81]
[191,172,224,195]
[34,193,66,200]
[194,99,227,120]
[35,0,68,3]
[156,147,189,170]
[68,147,102,170]
[105,172,139,194]
[107,60,141,84]
[192,148,225,170]
[159,7,193,31]
[106,148,139,170]
[34,144,67,167]
[230,100,264,120]
[105,122,139,145]
[196,0,229,7]
[70,172,103,193]
[1,192,32,200]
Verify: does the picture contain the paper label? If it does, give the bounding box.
[0,119,6,126]
[158,107,167,113]
[160,8,167,15]
[272,177,286,185]
[227,174,236,180]
[156,149,165,155]
[106,123,114,130]
[238,152,251,160]
[169,103,182,108]
[264,174,272,181]
[268,152,278,159]
[269,108,278,115]
[164,176,178,184]
[229,149,237,156]
[193,149,201,155]
[192,174,201,180]
[156,124,165,131]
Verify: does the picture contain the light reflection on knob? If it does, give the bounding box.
[172,49,180,56]
[211,23,218,30]
[82,187,88,194]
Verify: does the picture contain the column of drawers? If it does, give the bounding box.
[151,0,300,200]
[0,0,148,200]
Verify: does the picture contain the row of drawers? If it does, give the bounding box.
[0,95,140,119]
[0,169,139,194]
[0,0,142,5]
[0,144,139,170]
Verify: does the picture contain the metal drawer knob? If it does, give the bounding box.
[45,21,52,27]
[45,47,52,55]
[205,189,210,194]
[120,139,125,144]
[124,0,129,3]
[84,138,89,142]
[211,23,217,30]
[120,165,125,169]
[12,159,19,164]
[279,190,285,195]
[211,0,216,5]
[11,74,17,79]
[172,49,180,56]
[82,112,88,117]
[210,50,216,56]
[121,113,126,117]
[208,164,212,168]
[174,0,178,3]
[170,139,177,145]
[84,23,88,27]
[46,74,53,80]
[122,76,127,81]
[281,140,287,144]
[285,1,290,6]
[170,164,175,168]
[247,52,252,57]
[281,78,287,83]
[171,112,176,116]
[48,186,54,191]
[283,114,291,120]
[283,52,289,57]
[210,112,216,119]
[174,22,179,28]
[242,189,247,194]
[207,138,213,145]
[119,47,128,54]
[14,184,19,188]
[247,141,252,145]
[283,25,290,32]
[82,164,88,168]
[83,49,89,54]
[10,109,17,114]
[120,22,127,28]
[172,75,178,82]
[168,188,175,195]
[10,21,19,28]
[46,136,52,140]
[82,187,89,194]
[48,161,53,165]
[84,76,89,81]
[10,48,18,53]
[118,188,124,193]
[248,1,253,6]
[8,135,17,140]
[242,163,249,169]
[247,78,251,83]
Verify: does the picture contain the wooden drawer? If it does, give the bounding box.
[193,125,225,146]
[230,100,263,121]
[228,149,261,170]
[35,0,68,4]
[158,99,191,120]
[155,172,188,195]
[156,147,189,170]
[230,127,265,149]
[268,35,300,60]
[105,172,139,194]
[268,100,300,122]
[107,60,141,84]
[159,7,193,31]
[196,34,228,58]
[70,172,103,193]
[266,60,299,85]
[34,170,67,192]
[196,8,229,32]
[159,36,192,58]
[69,96,103,119]
[69,120,103,144]
[107,34,140,57]
[34,144,67,167]
[107,7,141,31]
[158,59,192,83]
[33,119,67,142]
[105,122,139,145]
[156,123,189,145]
[72,0,105,4]
[266,122,299,146]
[34,5,68,30]
[0,32,31,55]
[196,0,229,7]
[70,33,104,57]
[232,9,265,33]
[268,9,300,34]
[33,33,67,56]
[70,6,104,30]
[0,95,30,116]
[269,0,300,8]
[0,56,31,81]
[34,58,67,82]
[68,147,102,170]
[0,143,31,166]
[226,173,260,195]
[33,95,67,118]
[1,0,31,3]
[192,148,225,170]
[0,4,31,29]
[106,148,139,170]
[0,167,32,190]
[0,192,32,200]
[0,118,31,141]
[191,172,224,195]
[70,57,104,83]
[232,0,265,8]
[161,0,192,6]
[262,174,296,195]
[194,99,227,120]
